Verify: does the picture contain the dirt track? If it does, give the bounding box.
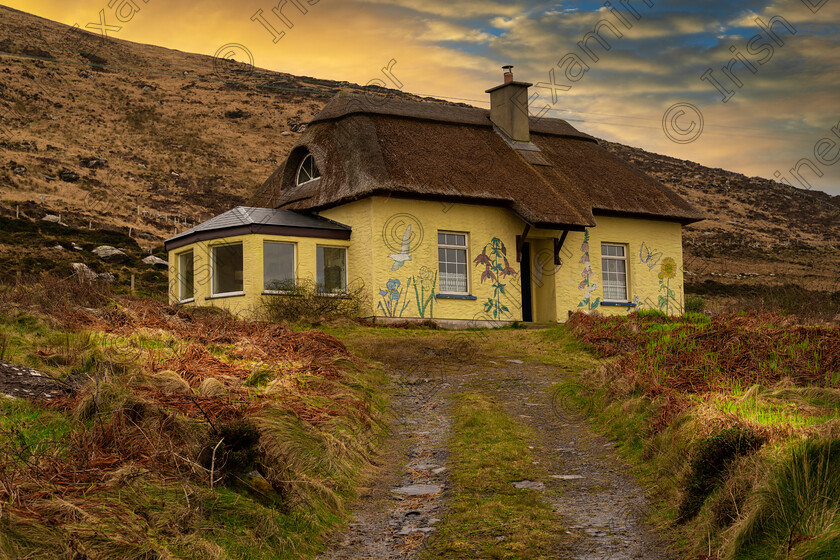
[317,340,672,559]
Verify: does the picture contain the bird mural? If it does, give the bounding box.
[389,225,413,271]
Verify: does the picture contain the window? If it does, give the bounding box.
[211,243,244,296]
[317,246,347,294]
[177,250,194,302]
[601,243,628,301]
[296,154,321,186]
[263,242,296,292]
[438,232,468,294]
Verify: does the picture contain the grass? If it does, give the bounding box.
[713,393,840,429]
[558,311,840,560]
[421,392,562,559]
[731,438,840,560]
[321,319,595,373]
[0,288,390,560]
[0,398,72,456]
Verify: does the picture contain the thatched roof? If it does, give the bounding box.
[250,93,704,229]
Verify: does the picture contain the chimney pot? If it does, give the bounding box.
[502,65,514,83]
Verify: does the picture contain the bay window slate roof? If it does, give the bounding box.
[250,92,704,229]
[164,207,351,251]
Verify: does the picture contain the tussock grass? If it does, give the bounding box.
[0,283,389,559]
[730,438,840,560]
[560,312,840,560]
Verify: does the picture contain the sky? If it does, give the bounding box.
[11,0,840,196]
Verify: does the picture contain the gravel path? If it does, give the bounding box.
[319,348,672,560]
[487,362,671,560]
[317,356,453,560]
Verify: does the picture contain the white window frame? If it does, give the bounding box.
[601,243,629,302]
[437,231,470,295]
[316,245,348,295]
[177,250,194,303]
[295,154,321,187]
[262,241,297,294]
[210,242,245,298]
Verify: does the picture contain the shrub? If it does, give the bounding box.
[685,296,705,313]
[636,309,667,319]
[261,279,368,324]
[200,420,262,480]
[0,274,112,312]
[677,427,766,523]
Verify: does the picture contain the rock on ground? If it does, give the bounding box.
[142,255,169,267]
[93,245,129,263]
[0,360,72,400]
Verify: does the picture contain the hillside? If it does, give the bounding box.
[1,4,838,300]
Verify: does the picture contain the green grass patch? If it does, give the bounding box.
[0,398,71,456]
[422,392,562,559]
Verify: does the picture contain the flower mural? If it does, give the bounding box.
[657,256,678,315]
[377,278,413,317]
[474,237,517,319]
[413,266,437,318]
[577,230,600,311]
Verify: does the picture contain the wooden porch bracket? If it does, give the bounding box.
[554,230,569,266]
[516,224,531,263]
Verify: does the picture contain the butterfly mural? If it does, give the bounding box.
[639,242,663,271]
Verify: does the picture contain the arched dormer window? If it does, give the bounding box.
[296,153,321,187]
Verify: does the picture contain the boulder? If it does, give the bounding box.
[58,169,80,183]
[79,156,107,168]
[142,255,169,268]
[92,245,129,263]
[71,262,98,282]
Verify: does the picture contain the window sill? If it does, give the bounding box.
[178,298,195,304]
[207,291,245,300]
[436,293,477,300]
[263,290,296,296]
[317,292,350,299]
[601,301,636,307]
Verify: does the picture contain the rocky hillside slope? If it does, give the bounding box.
[1,4,837,296]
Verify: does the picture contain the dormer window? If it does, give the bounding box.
[296,153,321,186]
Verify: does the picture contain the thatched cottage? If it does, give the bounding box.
[165,67,703,326]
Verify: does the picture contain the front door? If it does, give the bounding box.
[520,242,533,322]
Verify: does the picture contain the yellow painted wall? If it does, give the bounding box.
[167,233,350,318]
[323,197,527,324]
[317,199,376,317]
[552,217,685,318]
[167,203,686,323]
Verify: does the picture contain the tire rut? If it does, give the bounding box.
[316,364,452,560]
[320,353,671,560]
